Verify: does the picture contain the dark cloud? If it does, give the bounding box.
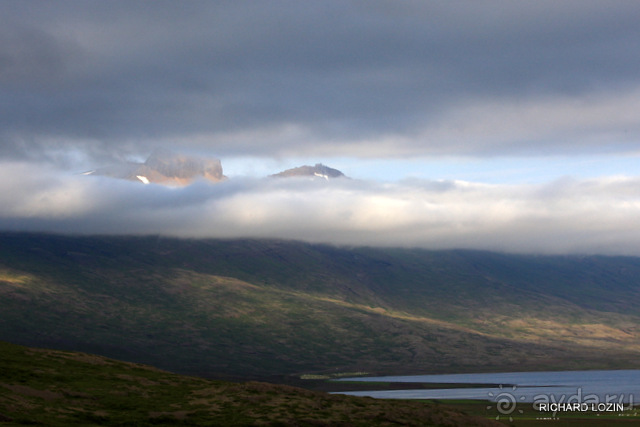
[2,1,640,165]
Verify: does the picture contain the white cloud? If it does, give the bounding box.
[3,161,640,255]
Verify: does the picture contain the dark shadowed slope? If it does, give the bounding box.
[1,233,640,379]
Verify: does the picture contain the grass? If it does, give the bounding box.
[0,341,499,426]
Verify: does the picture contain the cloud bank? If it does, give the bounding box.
[3,163,640,255]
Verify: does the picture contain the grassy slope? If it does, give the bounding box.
[0,341,500,427]
[1,233,640,379]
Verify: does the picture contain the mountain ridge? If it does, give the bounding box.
[85,153,349,186]
[1,232,640,380]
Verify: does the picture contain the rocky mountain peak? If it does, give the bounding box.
[84,150,226,186]
[270,163,346,179]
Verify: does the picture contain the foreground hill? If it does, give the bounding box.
[0,341,498,426]
[1,233,640,379]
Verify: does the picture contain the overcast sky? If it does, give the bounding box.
[2,1,640,254]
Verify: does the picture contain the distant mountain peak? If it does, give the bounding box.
[270,163,346,179]
[84,150,226,186]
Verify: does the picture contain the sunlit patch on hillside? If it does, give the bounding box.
[0,270,32,287]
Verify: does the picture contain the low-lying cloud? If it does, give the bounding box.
[3,161,640,255]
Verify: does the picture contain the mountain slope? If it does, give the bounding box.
[1,233,640,379]
[0,341,499,426]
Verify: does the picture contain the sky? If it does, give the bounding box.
[2,1,640,254]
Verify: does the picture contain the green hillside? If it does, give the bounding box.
[1,233,640,379]
[0,341,499,426]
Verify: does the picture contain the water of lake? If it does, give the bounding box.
[334,370,640,405]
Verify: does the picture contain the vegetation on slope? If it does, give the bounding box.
[0,341,499,426]
[1,233,640,379]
